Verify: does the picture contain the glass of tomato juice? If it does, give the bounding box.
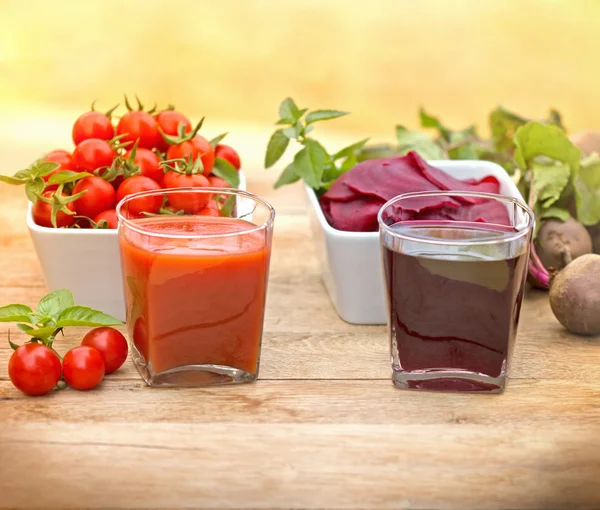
[116,188,275,387]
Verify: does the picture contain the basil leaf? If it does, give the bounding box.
[47,171,91,185]
[265,129,290,168]
[293,139,326,189]
[0,175,28,185]
[283,124,302,139]
[278,98,304,123]
[396,126,446,160]
[219,195,236,217]
[55,306,122,327]
[333,138,370,161]
[212,158,240,188]
[25,178,44,202]
[22,326,57,340]
[274,163,300,189]
[37,289,75,319]
[0,304,34,323]
[305,110,349,125]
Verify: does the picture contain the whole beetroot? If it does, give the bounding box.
[587,223,600,254]
[536,217,593,270]
[549,254,600,336]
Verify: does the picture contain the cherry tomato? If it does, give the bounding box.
[32,191,76,228]
[155,110,191,152]
[116,176,162,216]
[197,207,222,217]
[73,139,115,172]
[8,343,61,396]
[72,111,114,145]
[167,135,214,176]
[43,150,75,187]
[72,176,116,219]
[162,171,211,213]
[124,147,163,183]
[81,327,128,374]
[208,176,231,188]
[214,144,241,170]
[62,346,105,391]
[117,111,158,150]
[94,209,118,229]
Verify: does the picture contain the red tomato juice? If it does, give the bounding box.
[120,216,271,378]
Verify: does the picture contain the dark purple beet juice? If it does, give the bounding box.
[381,220,530,393]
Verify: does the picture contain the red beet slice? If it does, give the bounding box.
[326,196,385,232]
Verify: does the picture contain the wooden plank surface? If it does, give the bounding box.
[1,173,600,509]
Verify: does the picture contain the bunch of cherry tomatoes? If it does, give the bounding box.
[9,327,128,395]
[34,97,242,228]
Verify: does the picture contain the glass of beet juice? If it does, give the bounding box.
[378,191,534,393]
[116,188,275,387]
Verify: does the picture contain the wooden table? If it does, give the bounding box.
[1,177,599,510]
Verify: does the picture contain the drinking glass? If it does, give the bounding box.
[117,188,275,387]
[378,191,534,393]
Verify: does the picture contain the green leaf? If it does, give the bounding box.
[0,304,34,323]
[55,306,122,328]
[8,338,20,350]
[575,154,600,225]
[219,195,236,217]
[448,141,486,160]
[396,126,446,160]
[356,143,399,162]
[212,158,240,188]
[514,122,580,173]
[489,107,528,153]
[293,139,327,189]
[36,289,75,320]
[278,98,304,123]
[16,323,34,333]
[25,178,44,202]
[209,132,228,149]
[305,110,349,125]
[47,171,92,185]
[419,108,451,141]
[22,326,57,340]
[339,153,358,173]
[274,163,300,189]
[539,205,571,222]
[32,161,60,178]
[0,174,28,185]
[283,124,302,139]
[265,129,290,168]
[530,161,571,209]
[333,138,370,160]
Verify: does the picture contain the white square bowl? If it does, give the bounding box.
[27,171,247,322]
[305,160,525,325]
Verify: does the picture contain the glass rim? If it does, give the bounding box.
[377,190,535,246]
[116,187,276,239]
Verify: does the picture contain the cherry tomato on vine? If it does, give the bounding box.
[73,139,115,172]
[72,176,116,219]
[93,209,118,229]
[32,191,76,228]
[81,327,128,374]
[116,176,162,216]
[43,149,75,186]
[162,171,211,213]
[72,111,115,145]
[155,110,192,152]
[117,111,158,150]
[166,135,214,176]
[124,147,163,183]
[8,343,62,396]
[208,176,231,188]
[214,144,241,171]
[62,346,105,391]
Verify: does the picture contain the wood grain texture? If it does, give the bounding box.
[1,176,600,509]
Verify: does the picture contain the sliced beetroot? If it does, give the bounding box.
[326,196,385,232]
[319,151,508,232]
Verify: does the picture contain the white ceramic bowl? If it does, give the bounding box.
[305,160,525,325]
[27,172,246,322]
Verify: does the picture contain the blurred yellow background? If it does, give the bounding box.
[1,0,600,173]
